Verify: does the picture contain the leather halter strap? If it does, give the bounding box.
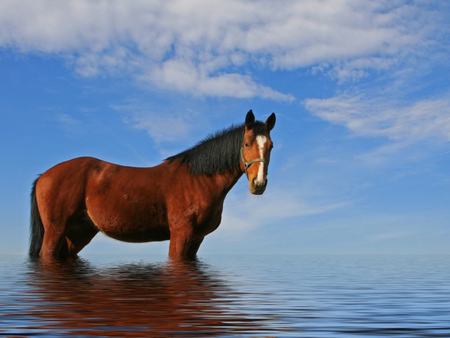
[240,146,265,173]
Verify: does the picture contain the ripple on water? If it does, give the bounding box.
[0,255,450,337]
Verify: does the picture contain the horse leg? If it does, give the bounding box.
[65,220,98,257]
[36,177,84,261]
[40,223,69,261]
[169,230,203,261]
[187,237,204,258]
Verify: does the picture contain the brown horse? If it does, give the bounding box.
[29,110,276,261]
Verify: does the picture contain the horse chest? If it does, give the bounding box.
[194,204,224,235]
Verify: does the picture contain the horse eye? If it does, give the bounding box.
[245,143,250,147]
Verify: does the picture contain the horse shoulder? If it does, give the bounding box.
[163,164,227,234]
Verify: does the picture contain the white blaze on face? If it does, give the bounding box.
[255,135,267,185]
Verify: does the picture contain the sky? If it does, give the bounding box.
[1,0,450,257]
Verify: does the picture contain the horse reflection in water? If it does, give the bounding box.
[25,259,274,336]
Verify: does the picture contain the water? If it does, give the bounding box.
[1,254,450,337]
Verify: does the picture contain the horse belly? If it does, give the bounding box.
[102,225,170,243]
[87,201,170,243]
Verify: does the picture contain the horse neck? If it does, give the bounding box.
[214,168,244,195]
[163,161,244,196]
[191,167,243,198]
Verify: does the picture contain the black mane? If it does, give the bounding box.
[166,121,267,175]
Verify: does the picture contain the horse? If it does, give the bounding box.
[29,110,276,261]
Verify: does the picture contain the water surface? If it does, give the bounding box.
[1,254,450,337]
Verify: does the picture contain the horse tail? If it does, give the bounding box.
[29,178,44,258]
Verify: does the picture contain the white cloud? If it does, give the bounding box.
[115,103,199,144]
[129,114,193,144]
[57,113,80,127]
[222,187,348,233]
[0,0,437,99]
[304,93,450,162]
[305,94,450,142]
[147,59,294,101]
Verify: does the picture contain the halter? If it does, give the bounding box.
[240,145,265,173]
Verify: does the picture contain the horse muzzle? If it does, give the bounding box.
[249,178,267,195]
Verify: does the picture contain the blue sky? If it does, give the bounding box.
[1,1,450,256]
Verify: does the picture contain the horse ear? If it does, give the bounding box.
[245,109,255,127]
[266,112,276,131]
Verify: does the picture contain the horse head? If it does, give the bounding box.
[241,110,276,195]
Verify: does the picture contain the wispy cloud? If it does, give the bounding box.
[56,113,80,127]
[222,187,349,234]
[54,112,86,136]
[146,59,294,101]
[304,93,450,162]
[0,0,439,99]
[114,102,201,144]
